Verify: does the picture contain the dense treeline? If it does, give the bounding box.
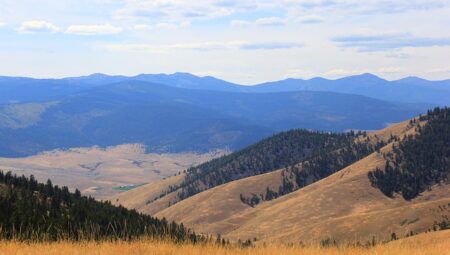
[177,130,362,201]
[0,171,199,242]
[241,136,386,206]
[368,107,450,200]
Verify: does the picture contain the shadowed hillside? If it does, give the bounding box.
[111,129,378,213]
[114,108,450,244]
[0,81,422,157]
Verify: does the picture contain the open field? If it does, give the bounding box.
[0,230,449,255]
[0,144,226,199]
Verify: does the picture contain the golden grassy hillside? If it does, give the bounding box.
[1,230,449,255]
[147,120,450,243]
[116,121,413,218]
[111,173,186,213]
[157,170,284,235]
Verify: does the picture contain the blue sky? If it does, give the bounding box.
[0,0,449,84]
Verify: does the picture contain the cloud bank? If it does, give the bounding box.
[333,33,450,51]
[18,20,60,33]
[65,24,123,35]
[105,41,303,53]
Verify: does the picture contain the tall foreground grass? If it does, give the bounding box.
[1,232,449,255]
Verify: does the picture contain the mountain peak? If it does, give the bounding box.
[87,73,109,78]
[171,72,199,78]
[394,76,429,84]
[355,73,382,79]
[338,73,387,83]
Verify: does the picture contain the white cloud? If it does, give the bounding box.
[65,24,123,35]
[105,41,244,53]
[255,17,285,26]
[156,22,178,29]
[385,52,410,59]
[155,21,190,29]
[283,0,448,14]
[180,21,190,27]
[231,15,324,27]
[2,0,450,83]
[104,40,302,53]
[111,0,450,29]
[113,0,251,22]
[240,42,303,50]
[297,15,323,24]
[332,33,450,51]
[172,41,239,50]
[132,24,153,31]
[231,17,286,27]
[231,20,251,27]
[18,20,60,33]
[104,43,162,53]
[0,22,5,27]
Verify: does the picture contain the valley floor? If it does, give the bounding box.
[0,144,225,199]
[1,230,449,255]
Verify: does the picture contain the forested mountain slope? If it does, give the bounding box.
[0,171,199,242]
[368,107,450,200]
[116,108,450,244]
[0,81,421,157]
[112,128,380,213]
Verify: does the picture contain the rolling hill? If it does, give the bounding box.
[113,107,450,244]
[0,81,423,157]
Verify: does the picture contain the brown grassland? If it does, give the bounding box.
[0,144,225,199]
[118,120,450,243]
[1,230,449,255]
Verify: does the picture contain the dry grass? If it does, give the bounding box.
[150,120,450,243]
[0,144,226,199]
[1,230,449,255]
[0,238,449,255]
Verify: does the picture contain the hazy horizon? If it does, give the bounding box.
[1,71,450,86]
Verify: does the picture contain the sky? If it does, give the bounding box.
[0,0,450,84]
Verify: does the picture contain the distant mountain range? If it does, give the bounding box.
[0,73,450,105]
[1,72,450,105]
[0,72,446,157]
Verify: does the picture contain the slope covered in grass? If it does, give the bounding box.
[153,116,450,243]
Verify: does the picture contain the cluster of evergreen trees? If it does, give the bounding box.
[241,136,386,206]
[177,130,362,201]
[0,171,200,242]
[368,107,450,200]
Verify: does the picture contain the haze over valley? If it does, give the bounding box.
[0,72,444,199]
[1,1,450,254]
